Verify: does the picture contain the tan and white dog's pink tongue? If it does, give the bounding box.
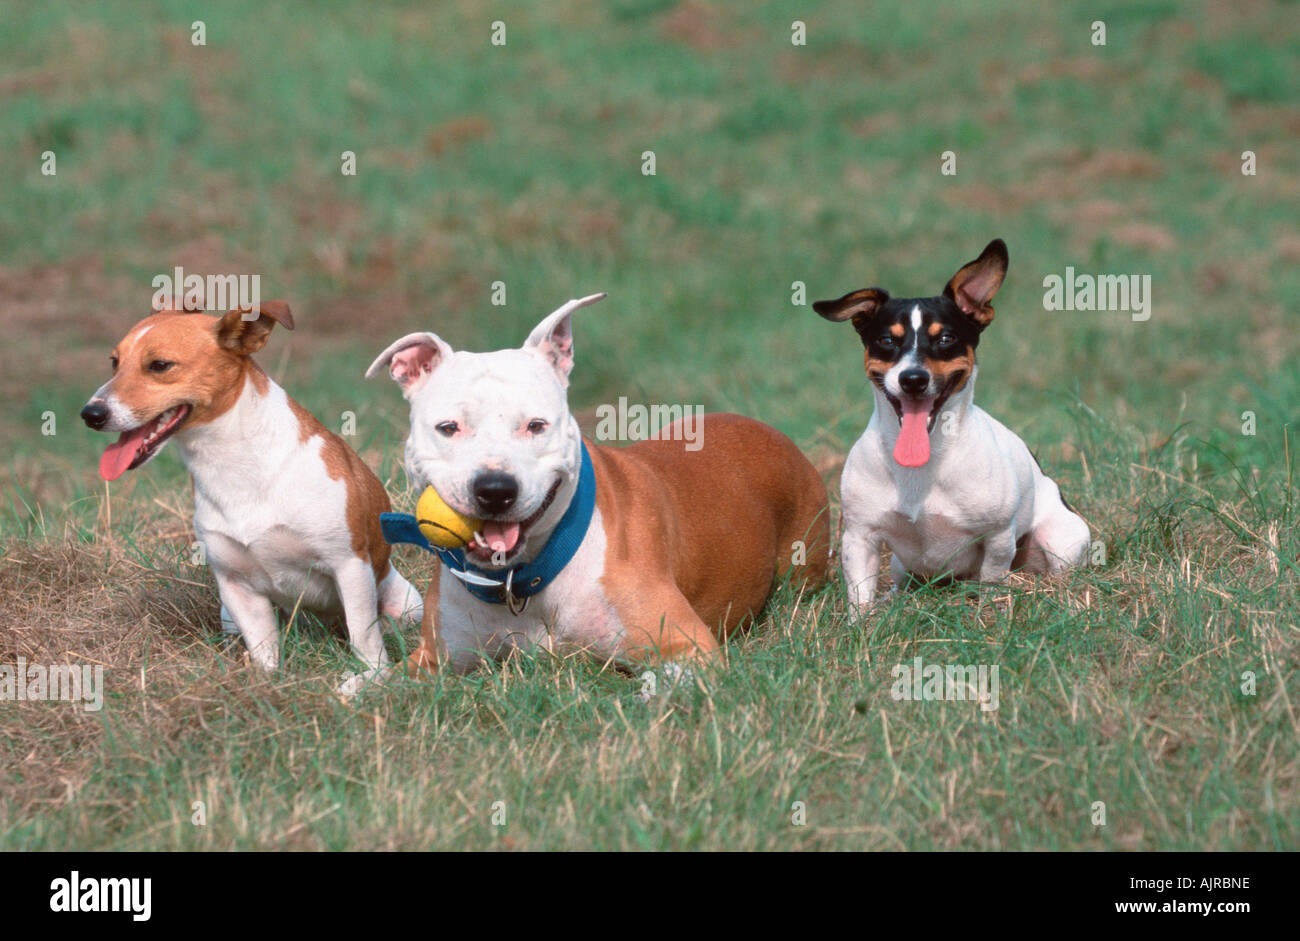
[893,398,934,468]
[98,427,149,482]
[481,520,521,554]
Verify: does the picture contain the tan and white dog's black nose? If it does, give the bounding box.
[80,401,110,430]
[473,471,519,516]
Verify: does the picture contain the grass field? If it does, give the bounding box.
[1,0,1297,850]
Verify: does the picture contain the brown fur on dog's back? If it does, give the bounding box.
[590,413,830,637]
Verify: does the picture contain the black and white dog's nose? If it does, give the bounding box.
[472,472,519,516]
[80,402,110,430]
[899,369,929,396]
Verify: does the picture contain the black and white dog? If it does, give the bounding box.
[814,239,1090,613]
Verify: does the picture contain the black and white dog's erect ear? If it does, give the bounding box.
[944,239,1008,328]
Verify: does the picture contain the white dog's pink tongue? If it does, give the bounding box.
[98,427,148,481]
[894,398,934,468]
[481,520,521,554]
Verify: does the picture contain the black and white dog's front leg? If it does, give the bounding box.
[841,527,884,617]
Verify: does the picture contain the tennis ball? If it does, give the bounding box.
[416,486,481,549]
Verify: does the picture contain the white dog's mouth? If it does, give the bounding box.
[466,478,562,565]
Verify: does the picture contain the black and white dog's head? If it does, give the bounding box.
[812,239,1007,466]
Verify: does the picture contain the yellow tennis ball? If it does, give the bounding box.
[416,486,481,549]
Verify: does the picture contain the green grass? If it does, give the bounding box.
[0,0,1297,850]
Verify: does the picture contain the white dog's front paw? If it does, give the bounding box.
[336,664,392,700]
[636,662,696,703]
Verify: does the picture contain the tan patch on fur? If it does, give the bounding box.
[927,322,944,336]
[408,563,443,676]
[592,415,830,661]
[247,363,269,396]
[924,346,976,394]
[106,313,251,432]
[286,398,393,582]
[865,350,892,384]
[889,323,905,338]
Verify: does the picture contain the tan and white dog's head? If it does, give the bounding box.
[81,299,294,481]
[366,293,605,569]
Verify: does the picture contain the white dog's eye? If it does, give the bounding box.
[436,421,459,437]
[526,419,548,435]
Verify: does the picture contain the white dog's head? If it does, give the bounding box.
[367,293,605,569]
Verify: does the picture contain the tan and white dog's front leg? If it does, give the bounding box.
[333,558,392,697]
[215,572,280,671]
[841,528,884,617]
[219,604,241,637]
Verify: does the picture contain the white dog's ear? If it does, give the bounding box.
[523,293,606,386]
[365,332,454,397]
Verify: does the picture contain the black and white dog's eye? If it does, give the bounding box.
[935,332,957,348]
[436,421,459,437]
[876,336,898,349]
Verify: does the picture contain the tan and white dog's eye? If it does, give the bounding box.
[526,418,548,435]
[109,355,119,373]
[436,421,459,437]
[148,360,174,374]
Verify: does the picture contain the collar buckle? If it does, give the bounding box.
[504,568,529,616]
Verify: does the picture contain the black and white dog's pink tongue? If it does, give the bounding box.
[98,426,148,481]
[893,398,934,468]
[481,520,521,553]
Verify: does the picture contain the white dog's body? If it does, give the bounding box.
[840,373,1089,611]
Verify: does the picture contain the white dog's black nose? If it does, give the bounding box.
[81,402,109,430]
[899,369,929,395]
[473,472,519,516]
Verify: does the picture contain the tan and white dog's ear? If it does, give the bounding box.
[366,331,454,397]
[944,239,1007,328]
[523,292,606,387]
[217,300,295,354]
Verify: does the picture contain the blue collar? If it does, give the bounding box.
[380,443,596,610]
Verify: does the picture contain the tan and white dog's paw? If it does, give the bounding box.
[336,664,393,700]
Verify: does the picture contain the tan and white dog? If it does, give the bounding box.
[367,294,831,679]
[81,300,422,695]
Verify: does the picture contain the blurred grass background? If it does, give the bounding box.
[0,0,1296,850]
